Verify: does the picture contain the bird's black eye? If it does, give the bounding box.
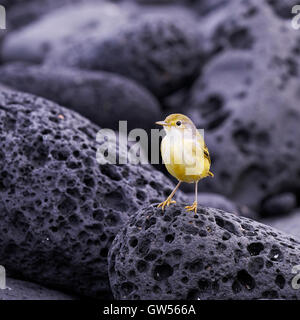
[176,121,182,127]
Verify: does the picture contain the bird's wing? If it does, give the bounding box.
[203,143,211,165]
[194,133,211,165]
[182,137,210,166]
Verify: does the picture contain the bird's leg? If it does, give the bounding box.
[157,181,182,211]
[185,181,198,213]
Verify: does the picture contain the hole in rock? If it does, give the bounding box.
[247,242,264,256]
[153,263,173,281]
[237,270,255,290]
[275,274,285,289]
[165,234,175,243]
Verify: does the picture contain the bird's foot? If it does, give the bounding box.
[185,201,198,214]
[157,198,176,211]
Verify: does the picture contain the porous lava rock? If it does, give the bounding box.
[0,90,176,298]
[186,1,300,212]
[198,0,299,56]
[2,1,134,63]
[46,10,203,97]
[0,277,78,300]
[0,63,161,131]
[109,204,300,299]
[187,192,257,219]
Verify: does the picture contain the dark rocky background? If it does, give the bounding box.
[0,0,300,300]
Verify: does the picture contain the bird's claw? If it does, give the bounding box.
[157,199,176,211]
[185,201,198,214]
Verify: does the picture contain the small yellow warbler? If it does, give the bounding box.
[156,113,214,213]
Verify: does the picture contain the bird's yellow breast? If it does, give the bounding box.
[161,129,211,183]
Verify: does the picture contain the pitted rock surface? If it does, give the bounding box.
[0,63,160,131]
[46,11,203,97]
[187,192,257,219]
[109,205,300,299]
[186,1,300,212]
[198,0,299,56]
[0,90,176,298]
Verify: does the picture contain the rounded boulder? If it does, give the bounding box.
[0,63,161,131]
[0,90,174,298]
[109,204,300,299]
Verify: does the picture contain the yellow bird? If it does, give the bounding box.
[156,114,214,213]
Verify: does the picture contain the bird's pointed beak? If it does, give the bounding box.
[155,121,169,126]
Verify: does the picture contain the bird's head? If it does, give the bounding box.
[156,114,196,133]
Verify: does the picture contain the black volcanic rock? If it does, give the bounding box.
[187,192,257,220]
[2,1,134,63]
[188,52,300,212]
[46,11,203,97]
[0,90,176,298]
[109,205,300,299]
[195,0,300,61]
[212,0,297,54]
[261,193,297,217]
[0,63,161,131]
[185,1,300,212]
[0,277,78,300]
